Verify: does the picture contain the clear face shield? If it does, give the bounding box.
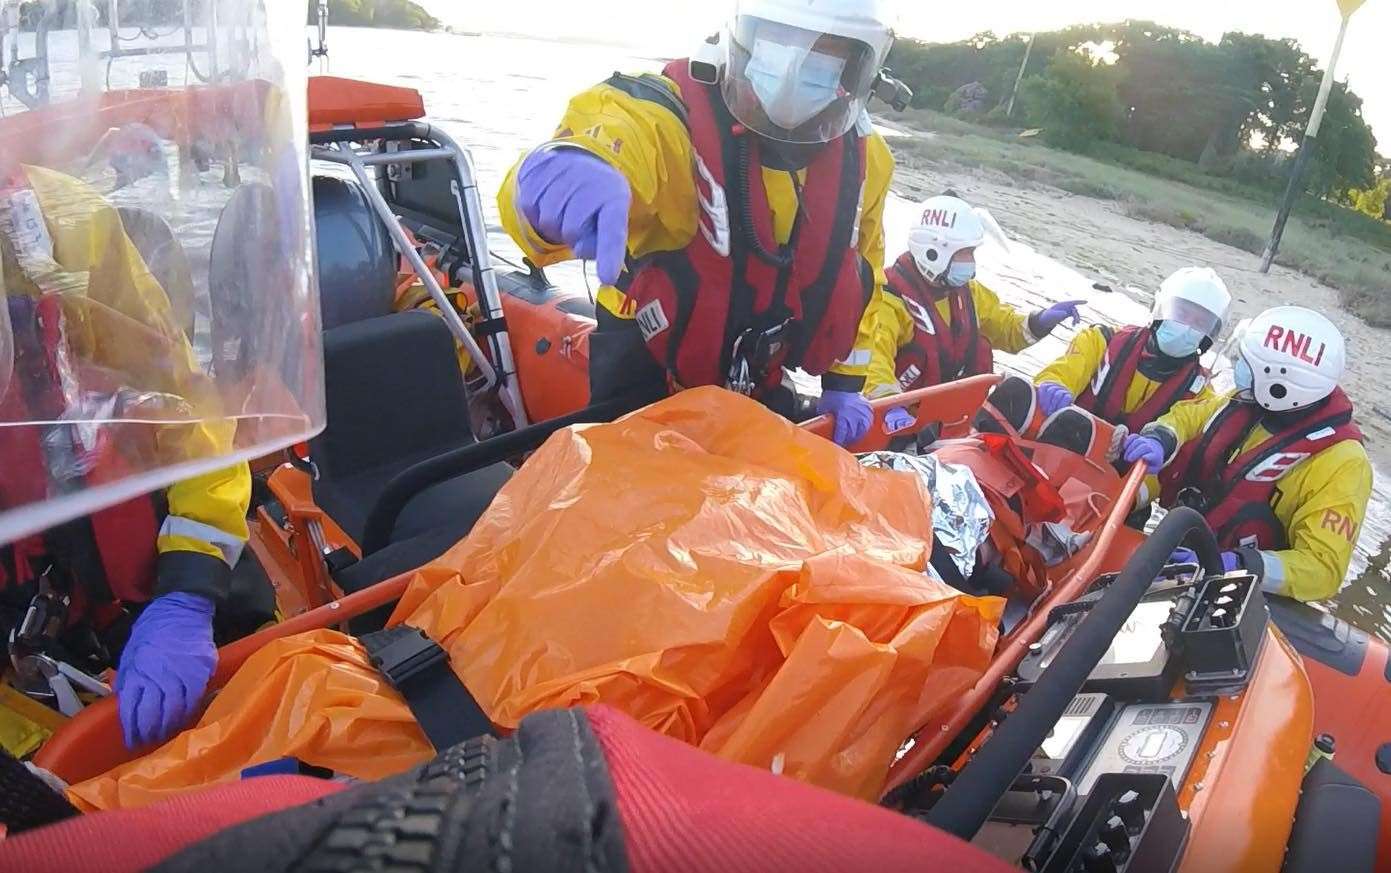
[722,16,878,145]
[1152,294,1225,359]
[0,0,323,544]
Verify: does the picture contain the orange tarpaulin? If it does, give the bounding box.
[71,388,1002,810]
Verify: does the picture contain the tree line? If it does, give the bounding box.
[306,0,440,32]
[887,21,1387,211]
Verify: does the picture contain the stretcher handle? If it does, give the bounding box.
[34,568,420,786]
[800,374,1001,451]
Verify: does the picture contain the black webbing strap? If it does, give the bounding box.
[0,749,79,835]
[360,625,496,750]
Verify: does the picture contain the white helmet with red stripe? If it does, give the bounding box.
[1236,306,1345,412]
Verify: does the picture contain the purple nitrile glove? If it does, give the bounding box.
[1222,551,1243,574]
[116,592,217,749]
[516,147,631,285]
[1122,433,1165,474]
[1032,299,1087,336]
[1169,548,1243,574]
[818,390,873,447]
[884,406,915,435]
[1037,381,1075,417]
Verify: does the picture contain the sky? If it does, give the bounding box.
[422,0,1391,151]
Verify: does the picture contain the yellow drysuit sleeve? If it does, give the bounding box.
[499,74,894,341]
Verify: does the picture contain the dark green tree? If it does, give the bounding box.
[1019,51,1123,153]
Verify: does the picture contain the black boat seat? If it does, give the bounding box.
[310,307,511,595]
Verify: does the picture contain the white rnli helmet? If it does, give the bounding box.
[1153,267,1232,348]
[1236,306,1345,412]
[907,195,1011,283]
[722,0,895,144]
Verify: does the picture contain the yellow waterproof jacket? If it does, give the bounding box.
[1034,325,1216,417]
[856,275,1035,399]
[1148,392,1373,602]
[498,71,893,386]
[5,167,249,588]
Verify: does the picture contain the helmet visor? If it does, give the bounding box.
[722,16,877,144]
[1155,294,1224,341]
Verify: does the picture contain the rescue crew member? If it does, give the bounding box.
[1124,306,1371,602]
[0,163,251,750]
[498,0,898,446]
[852,194,1083,433]
[1034,267,1232,431]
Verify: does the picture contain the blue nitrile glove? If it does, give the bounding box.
[1170,548,1243,573]
[884,406,915,434]
[1037,381,1075,417]
[818,390,873,447]
[1122,433,1165,474]
[516,147,631,285]
[116,592,217,749]
[1031,300,1087,336]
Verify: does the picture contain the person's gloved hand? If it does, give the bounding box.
[116,592,217,749]
[1037,381,1075,417]
[516,147,631,285]
[1170,548,1243,574]
[1031,300,1087,336]
[818,390,873,447]
[1122,434,1165,474]
[884,406,915,434]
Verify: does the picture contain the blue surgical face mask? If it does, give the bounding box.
[1154,321,1205,358]
[944,261,977,288]
[1233,357,1255,398]
[745,41,846,130]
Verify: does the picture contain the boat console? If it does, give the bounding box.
[901,508,1324,872]
[967,564,1269,871]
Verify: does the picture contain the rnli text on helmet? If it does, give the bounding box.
[1264,325,1328,367]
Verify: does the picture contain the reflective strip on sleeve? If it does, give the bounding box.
[1258,551,1287,596]
[159,515,246,568]
[838,349,872,368]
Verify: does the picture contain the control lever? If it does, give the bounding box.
[1112,789,1146,833]
[1081,842,1118,873]
[1098,814,1131,859]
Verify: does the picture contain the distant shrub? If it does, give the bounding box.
[1019,52,1122,154]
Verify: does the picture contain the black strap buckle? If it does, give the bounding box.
[359,624,496,750]
[365,626,447,689]
[726,319,792,396]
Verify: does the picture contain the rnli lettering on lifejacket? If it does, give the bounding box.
[1264,325,1327,366]
[636,299,670,342]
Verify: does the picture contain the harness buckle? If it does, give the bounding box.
[365,626,449,690]
[725,318,792,397]
[1176,486,1210,514]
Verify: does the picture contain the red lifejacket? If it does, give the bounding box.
[1075,325,1203,432]
[0,293,160,612]
[887,253,994,391]
[619,62,872,394]
[1160,389,1363,551]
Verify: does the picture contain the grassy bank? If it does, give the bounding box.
[883,109,1391,326]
